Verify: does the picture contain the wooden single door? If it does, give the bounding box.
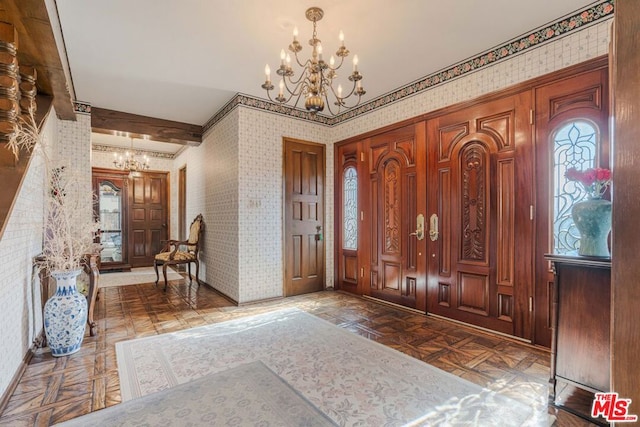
[426,93,533,337]
[335,140,364,295]
[533,67,609,347]
[284,138,325,296]
[364,123,427,310]
[178,166,187,241]
[128,171,169,267]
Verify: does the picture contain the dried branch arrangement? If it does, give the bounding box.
[8,111,101,272]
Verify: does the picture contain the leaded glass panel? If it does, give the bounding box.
[552,121,597,254]
[343,166,358,250]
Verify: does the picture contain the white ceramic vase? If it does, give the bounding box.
[43,269,88,356]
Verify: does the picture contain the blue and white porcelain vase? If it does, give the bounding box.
[571,197,612,257]
[44,269,88,356]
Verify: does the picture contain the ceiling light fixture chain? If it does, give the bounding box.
[261,6,365,116]
[112,135,150,172]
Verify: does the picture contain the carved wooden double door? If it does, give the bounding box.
[425,94,533,336]
[336,93,533,339]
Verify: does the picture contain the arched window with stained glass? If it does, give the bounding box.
[551,120,599,254]
[343,166,358,250]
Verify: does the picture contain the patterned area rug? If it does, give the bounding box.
[99,267,183,288]
[115,308,548,426]
[55,361,336,426]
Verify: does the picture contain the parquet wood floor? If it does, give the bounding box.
[0,279,596,426]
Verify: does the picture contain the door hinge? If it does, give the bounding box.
[529,109,534,125]
[360,267,364,278]
[360,152,364,162]
[530,205,534,221]
[529,296,533,312]
[360,211,364,221]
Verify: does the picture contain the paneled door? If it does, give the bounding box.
[426,93,533,337]
[284,138,325,296]
[533,67,609,347]
[128,171,168,267]
[335,140,362,294]
[364,123,427,311]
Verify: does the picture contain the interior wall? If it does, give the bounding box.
[55,113,93,222]
[237,107,329,303]
[0,110,54,397]
[173,109,240,301]
[179,18,612,305]
[330,19,612,142]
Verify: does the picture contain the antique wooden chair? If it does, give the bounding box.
[154,214,204,290]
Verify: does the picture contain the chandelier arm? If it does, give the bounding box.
[333,93,364,110]
[328,55,346,72]
[261,7,365,116]
[284,71,306,87]
[323,77,365,111]
[322,92,341,116]
[113,137,151,171]
[266,85,297,105]
[281,79,303,98]
[291,51,312,69]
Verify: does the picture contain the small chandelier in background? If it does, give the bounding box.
[112,136,150,171]
[261,6,365,116]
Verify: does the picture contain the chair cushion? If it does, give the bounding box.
[188,220,201,245]
[155,251,195,262]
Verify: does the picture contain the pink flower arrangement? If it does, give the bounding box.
[565,167,611,199]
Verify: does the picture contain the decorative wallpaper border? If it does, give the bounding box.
[203,94,332,135]
[91,144,176,160]
[203,0,613,132]
[73,101,91,115]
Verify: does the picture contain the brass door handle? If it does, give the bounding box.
[429,214,439,241]
[410,214,425,240]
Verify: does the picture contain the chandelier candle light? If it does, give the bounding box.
[261,6,365,115]
[113,136,150,171]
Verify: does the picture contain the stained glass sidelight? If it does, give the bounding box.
[552,121,597,254]
[343,166,358,250]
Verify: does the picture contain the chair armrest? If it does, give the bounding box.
[160,239,190,255]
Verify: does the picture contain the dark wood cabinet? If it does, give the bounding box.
[545,253,611,425]
[93,168,131,271]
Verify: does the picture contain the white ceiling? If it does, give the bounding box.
[56,0,599,128]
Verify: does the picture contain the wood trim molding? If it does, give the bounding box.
[611,0,640,410]
[91,107,202,146]
[0,331,42,415]
[0,0,75,120]
[0,95,54,240]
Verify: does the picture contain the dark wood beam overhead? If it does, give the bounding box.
[91,107,202,146]
[0,0,76,120]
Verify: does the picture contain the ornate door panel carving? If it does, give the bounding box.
[366,124,427,310]
[427,93,533,337]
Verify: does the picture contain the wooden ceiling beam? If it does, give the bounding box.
[91,107,202,146]
[0,0,76,120]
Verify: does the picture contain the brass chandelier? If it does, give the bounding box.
[261,6,365,116]
[112,137,150,172]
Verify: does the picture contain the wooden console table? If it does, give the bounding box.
[545,253,611,425]
[36,254,100,347]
